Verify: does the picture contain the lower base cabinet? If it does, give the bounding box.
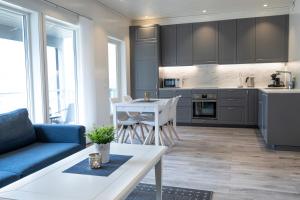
[258,92,300,147]
[177,107,192,123]
[218,107,245,125]
[160,88,258,126]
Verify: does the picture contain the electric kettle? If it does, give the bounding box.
[245,76,255,88]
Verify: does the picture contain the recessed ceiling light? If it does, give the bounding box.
[202,10,207,13]
[263,4,268,7]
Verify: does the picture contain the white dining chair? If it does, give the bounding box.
[141,98,173,146]
[122,95,149,141]
[167,96,181,141]
[110,97,143,144]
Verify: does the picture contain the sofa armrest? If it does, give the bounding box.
[34,124,86,148]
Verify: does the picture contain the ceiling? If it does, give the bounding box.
[96,0,294,21]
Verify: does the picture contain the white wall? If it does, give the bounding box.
[288,0,300,88]
[160,63,287,88]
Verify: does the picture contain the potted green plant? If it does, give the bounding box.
[87,126,115,163]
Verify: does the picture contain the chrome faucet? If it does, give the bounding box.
[276,71,294,89]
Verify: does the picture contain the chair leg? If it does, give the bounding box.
[170,122,181,140]
[139,124,146,141]
[120,128,126,143]
[143,128,153,145]
[158,129,165,146]
[150,130,155,144]
[162,126,173,146]
[128,127,134,144]
[117,125,125,142]
[124,131,129,143]
[133,126,143,144]
[167,123,174,141]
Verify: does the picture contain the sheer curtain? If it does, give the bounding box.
[77,16,97,129]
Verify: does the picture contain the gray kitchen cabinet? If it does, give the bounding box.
[258,92,271,145]
[130,25,160,99]
[218,107,245,124]
[218,20,237,64]
[176,89,192,123]
[258,91,300,148]
[159,89,192,123]
[193,21,218,64]
[161,25,177,66]
[177,24,193,66]
[135,26,158,41]
[237,18,256,63]
[177,106,192,123]
[135,42,158,61]
[159,89,175,98]
[177,97,192,107]
[247,89,258,125]
[218,89,247,125]
[255,15,289,63]
[258,94,263,130]
[218,89,247,99]
[175,89,192,97]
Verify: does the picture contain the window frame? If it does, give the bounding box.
[43,17,79,124]
[0,5,34,119]
[108,37,122,100]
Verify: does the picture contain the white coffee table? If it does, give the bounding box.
[0,144,167,200]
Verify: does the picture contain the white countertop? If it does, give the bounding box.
[258,88,300,94]
[159,87,300,94]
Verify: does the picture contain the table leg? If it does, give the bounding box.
[113,105,117,130]
[155,159,162,200]
[154,105,159,146]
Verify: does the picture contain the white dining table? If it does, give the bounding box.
[113,98,174,146]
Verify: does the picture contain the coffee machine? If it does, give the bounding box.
[268,73,285,87]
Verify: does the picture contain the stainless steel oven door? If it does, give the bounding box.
[193,100,217,119]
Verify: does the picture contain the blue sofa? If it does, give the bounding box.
[0,109,86,188]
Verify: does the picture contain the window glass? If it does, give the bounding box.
[0,8,30,114]
[46,20,77,124]
[108,42,118,99]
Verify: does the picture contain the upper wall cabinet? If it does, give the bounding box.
[161,25,177,66]
[134,15,289,68]
[237,18,256,64]
[177,24,193,66]
[218,20,237,64]
[193,21,219,64]
[255,15,289,63]
[135,26,158,41]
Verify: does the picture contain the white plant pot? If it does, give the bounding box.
[94,143,110,163]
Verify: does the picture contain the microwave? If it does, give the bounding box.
[163,78,181,88]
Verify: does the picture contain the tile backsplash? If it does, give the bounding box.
[159,63,287,88]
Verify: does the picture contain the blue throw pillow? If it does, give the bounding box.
[0,109,36,154]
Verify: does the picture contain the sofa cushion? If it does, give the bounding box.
[0,171,19,188]
[0,142,81,177]
[0,109,36,154]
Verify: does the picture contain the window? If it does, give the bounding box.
[0,8,31,114]
[108,39,121,112]
[46,20,77,124]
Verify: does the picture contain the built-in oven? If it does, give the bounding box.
[192,93,217,120]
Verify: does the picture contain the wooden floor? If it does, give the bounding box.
[141,126,300,200]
